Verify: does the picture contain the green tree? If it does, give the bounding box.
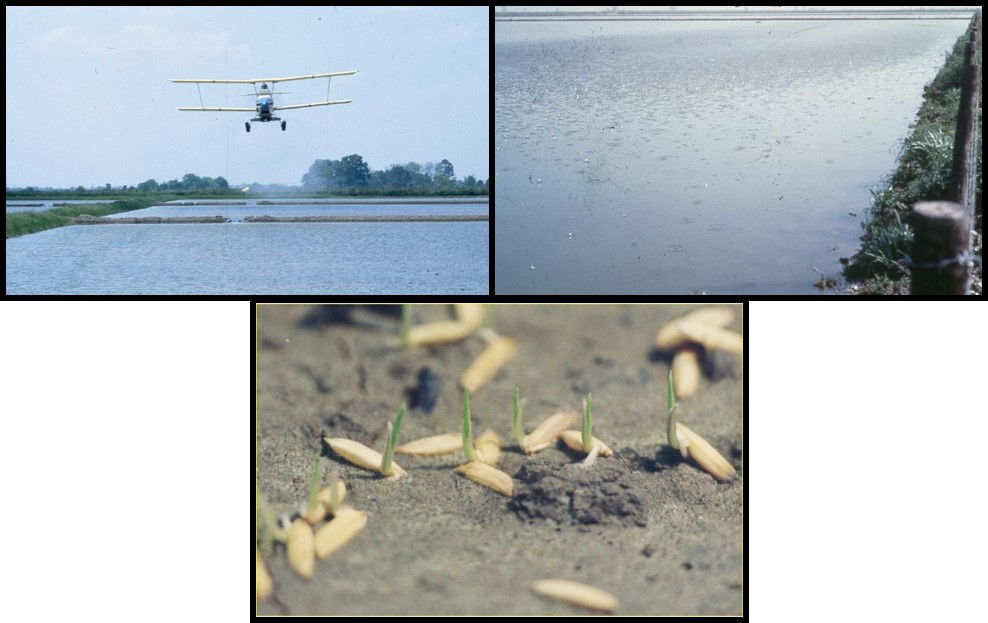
[182,173,202,189]
[434,159,455,185]
[383,165,412,189]
[338,154,370,187]
[301,159,338,190]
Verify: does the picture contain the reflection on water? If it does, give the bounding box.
[495,18,969,294]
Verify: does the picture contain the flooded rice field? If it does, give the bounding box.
[6,203,489,295]
[495,17,970,294]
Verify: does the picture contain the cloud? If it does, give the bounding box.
[34,25,83,49]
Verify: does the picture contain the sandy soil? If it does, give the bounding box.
[256,304,743,615]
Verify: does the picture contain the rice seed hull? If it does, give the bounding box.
[676,423,736,482]
[475,429,502,465]
[531,579,619,613]
[677,322,743,355]
[523,411,579,454]
[256,550,272,602]
[302,500,327,525]
[407,320,474,346]
[395,433,462,456]
[454,461,514,496]
[286,518,315,579]
[314,507,368,559]
[459,336,519,393]
[558,430,613,456]
[672,344,703,398]
[454,303,485,331]
[325,437,407,478]
[316,480,348,514]
[656,306,736,349]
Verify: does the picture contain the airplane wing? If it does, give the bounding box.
[176,107,256,112]
[274,99,353,111]
[170,71,357,84]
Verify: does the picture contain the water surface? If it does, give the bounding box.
[495,18,969,294]
[7,219,488,295]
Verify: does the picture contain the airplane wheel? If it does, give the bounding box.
[245,122,251,133]
[281,121,287,131]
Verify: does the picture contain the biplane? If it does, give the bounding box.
[170,71,357,132]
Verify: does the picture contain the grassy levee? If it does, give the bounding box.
[6,198,155,239]
[844,16,981,294]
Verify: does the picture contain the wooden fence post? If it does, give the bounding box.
[949,12,981,219]
[911,202,970,295]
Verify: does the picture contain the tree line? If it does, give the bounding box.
[7,154,488,197]
[300,155,488,194]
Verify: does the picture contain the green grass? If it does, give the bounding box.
[6,197,163,238]
[843,18,981,294]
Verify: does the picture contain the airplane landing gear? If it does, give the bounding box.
[245,122,251,133]
[281,120,287,131]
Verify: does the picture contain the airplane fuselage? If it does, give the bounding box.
[253,84,279,121]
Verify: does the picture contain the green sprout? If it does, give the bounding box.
[462,389,476,461]
[326,477,341,515]
[381,403,405,476]
[399,304,411,348]
[512,386,524,448]
[667,369,679,450]
[582,392,593,451]
[307,455,322,512]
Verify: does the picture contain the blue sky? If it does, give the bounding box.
[5,7,489,188]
